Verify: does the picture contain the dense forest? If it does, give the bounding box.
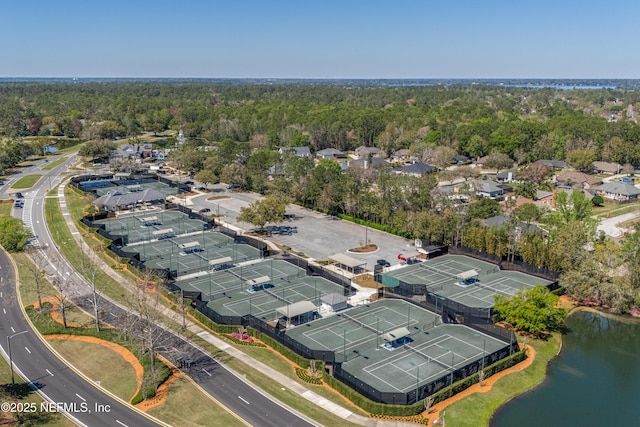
[1,82,640,313]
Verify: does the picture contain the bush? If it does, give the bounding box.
[296,368,322,385]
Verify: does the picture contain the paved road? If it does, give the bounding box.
[191,185,415,268]
[7,156,316,426]
[1,155,164,426]
[597,211,640,238]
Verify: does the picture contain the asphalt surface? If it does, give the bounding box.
[191,184,415,268]
[1,156,163,426]
[4,156,316,427]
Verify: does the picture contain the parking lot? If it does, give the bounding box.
[192,189,413,270]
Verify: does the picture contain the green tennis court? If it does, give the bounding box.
[381,254,551,308]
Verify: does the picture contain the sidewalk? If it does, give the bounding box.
[55,184,418,427]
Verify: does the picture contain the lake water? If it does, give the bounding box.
[491,310,640,426]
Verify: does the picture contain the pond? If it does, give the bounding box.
[491,310,640,426]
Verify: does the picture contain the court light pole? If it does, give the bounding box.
[501,321,515,356]
[8,331,29,385]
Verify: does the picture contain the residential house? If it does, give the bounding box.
[592,161,621,175]
[555,171,602,189]
[535,190,554,209]
[355,146,384,159]
[394,162,437,177]
[390,149,411,163]
[473,179,505,199]
[279,146,312,157]
[473,156,490,168]
[595,182,640,202]
[484,215,544,235]
[453,155,470,165]
[315,148,346,160]
[349,158,390,170]
[111,143,153,160]
[534,159,566,170]
[496,169,517,183]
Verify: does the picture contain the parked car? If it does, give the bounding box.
[247,283,274,293]
[376,259,391,267]
[14,200,24,208]
[15,192,24,198]
[198,208,211,213]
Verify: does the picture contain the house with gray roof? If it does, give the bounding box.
[394,162,437,176]
[315,148,346,159]
[534,159,566,170]
[595,182,640,202]
[279,146,312,157]
[349,157,390,170]
[484,215,544,235]
[473,179,505,199]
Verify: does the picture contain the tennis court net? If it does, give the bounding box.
[340,313,379,334]
[404,345,451,370]
[418,262,458,279]
[263,288,292,305]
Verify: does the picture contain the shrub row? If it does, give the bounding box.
[247,329,312,370]
[225,334,265,347]
[336,214,412,238]
[321,348,528,417]
[187,307,240,334]
[295,368,322,385]
[369,413,429,426]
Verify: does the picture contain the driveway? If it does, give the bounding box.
[597,211,640,238]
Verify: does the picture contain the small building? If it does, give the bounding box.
[320,293,349,313]
[595,182,640,202]
[383,326,412,349]
[592,161,621,175]
[390,149,411,163]
[329,253,367,274]
[276,301,317,326]
[93,188,166,212]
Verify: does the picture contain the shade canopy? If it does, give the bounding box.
[276,301,316,318]
[383,326,411,342]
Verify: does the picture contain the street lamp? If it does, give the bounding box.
[8,331,29,385]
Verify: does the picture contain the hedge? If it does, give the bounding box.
[187,306,241,334]
[247,329,313,370]
[322,348,528,417]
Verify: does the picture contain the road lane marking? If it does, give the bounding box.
[3,309,6,315]
[25,347,31,354]
[238,396,250,404]
[116,420,128,427]
[75,393,85,402]
[10,327,15,333]
[46,369,54,376]
[202,368,211,376]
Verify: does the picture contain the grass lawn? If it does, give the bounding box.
[0,357,76,427]
[147,376,248,427]
[442,333,561,427]
[43,156,69,171]
[0,200,12,216]
[46,339,138,402]
[592,201,640,218]
[12,174,42,189]
[45,185,132,306]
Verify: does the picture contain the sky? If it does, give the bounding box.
[2,0,639,79]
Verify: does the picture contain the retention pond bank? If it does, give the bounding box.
[491,310,640,426]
